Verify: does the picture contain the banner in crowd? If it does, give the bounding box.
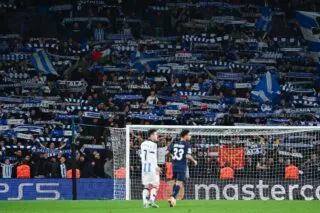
[13,125,44,134]
[251,72,280,104]
[56,81,88,92]
[31,50,58,75]
[256,4,272,32]
[0,53,26,61]
[218,147,245,169]
[0,119,25,125]
[49,4,72,11]
[296,11,320,61]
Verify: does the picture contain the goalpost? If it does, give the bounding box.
[111,125,320,201]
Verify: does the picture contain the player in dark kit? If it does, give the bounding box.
[167,130,197,207]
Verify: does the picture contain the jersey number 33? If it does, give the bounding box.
[172,147,184,160]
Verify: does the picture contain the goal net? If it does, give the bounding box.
[111,125,320,200]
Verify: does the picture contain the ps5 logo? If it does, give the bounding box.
[0,183,60,200]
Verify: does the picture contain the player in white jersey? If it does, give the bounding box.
[140,129,161,208]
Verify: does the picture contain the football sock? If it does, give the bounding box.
[143,188,150,203]
[172,184,180,199]
[150,188,157,202]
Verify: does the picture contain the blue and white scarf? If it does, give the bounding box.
[33,148,72,157]
[0,3,17,10]
[64,98,88,104]
[292,96,319,107]
[0,119,25,125]
[35,137,69,144]
[148,6,169,11]
[66,106,98,112]
[55,114,79,120]
[56,80,88,93]
[128,112,176,121]
[183,35,230,44]
[82,112,101,119]
[2,145,33,151]
[51,130,74,137]
[13,125,44,134]
[0,109,30,117]
[80,144,105,153]
[113,95,144,101]
[3,72,30,82]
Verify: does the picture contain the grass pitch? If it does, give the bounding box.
[0,200,319,213]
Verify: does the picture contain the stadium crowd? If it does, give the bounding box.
[0,0,320,179]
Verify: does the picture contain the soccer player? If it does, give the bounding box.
[140,129,161,208]
[167,130,197,207]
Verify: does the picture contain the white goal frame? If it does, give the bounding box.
[124,125,320,200]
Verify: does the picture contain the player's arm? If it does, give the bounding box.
[165,140,174,158]
[186,145,197,166]
[186,154,197,166]
[140,144,146,160]
[156,165,162,174]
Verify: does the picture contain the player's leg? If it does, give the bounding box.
[149,186,159,208]
[149,174,160,208]
[168,180,180,207]
[142,186,150,208]
[142,174,151,208]
[169,171,185,207]
[171,180,183,200]
[168,171,178,207]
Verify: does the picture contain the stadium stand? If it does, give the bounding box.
[0,0,320,180]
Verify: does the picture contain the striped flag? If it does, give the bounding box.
[255,3,272,32]
[296,11,320,62]
[251,72,280,104]
[31,50,58,75]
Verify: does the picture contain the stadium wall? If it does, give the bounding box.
[1,178,319,200]
[0,179,114,200]
[130,179,320,201]
[191,179,320,200]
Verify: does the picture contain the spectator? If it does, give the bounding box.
[301,154,320,179]
[115,167,126,179]
[256,156,270,178]
[93,23,105,41]
[220,162,234,180]
[93,152,104,178]
[34,154,50,178]
[58,41,70,55]
[66,169,80,178]
[71,67,90,81]
[14,150,23,163]
[69,22,83,42]
[165,160,173,180]
[48,157,60,178]
[59,156,67,178]
[104,157,114,178]
[0,159,16,178]
[285,159,299,180]
[79,155,94,178]
[17,161,31,178]
[242,157,256,177]
[274,157,286,179]
[145,90,159,105]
